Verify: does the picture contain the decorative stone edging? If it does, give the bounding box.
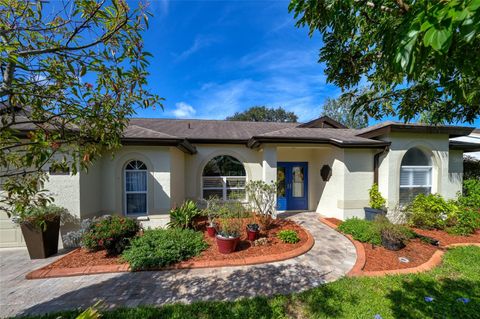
[26,227,315,280]
[319,217,480,277]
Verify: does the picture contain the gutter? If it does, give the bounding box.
[373,146,390,185]
[247,136,391,149]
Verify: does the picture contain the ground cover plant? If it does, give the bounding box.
[277,230,300,244]
[337,217,381,245]
[122,228,208,271]
[16,246,480,319]
[81,216,139,255]
[167,200,201,229]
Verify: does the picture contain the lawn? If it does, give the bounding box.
[16,246,480,319]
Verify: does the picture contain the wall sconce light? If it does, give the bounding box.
[321,164,332,181]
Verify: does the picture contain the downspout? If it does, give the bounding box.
[373,146,390,185]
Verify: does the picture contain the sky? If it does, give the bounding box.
[132,0,479,127]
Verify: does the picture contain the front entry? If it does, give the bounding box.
[277,162,308,211]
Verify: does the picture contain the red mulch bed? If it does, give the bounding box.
[43,218,307,270]
[45,249,127,269]
[330,219,480,272]
[362,239,438,271]
[181,218,307,263]
[412,228,480,247]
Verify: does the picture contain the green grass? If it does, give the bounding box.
[16,246,480,319]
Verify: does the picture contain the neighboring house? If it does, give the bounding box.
[450,129,480,160]
[1,116,478,247]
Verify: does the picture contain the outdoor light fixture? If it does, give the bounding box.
[320,164,332,181]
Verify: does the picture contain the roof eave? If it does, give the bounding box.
[357,124,474,138]
[449,141,480,152]
[248,136,390,149]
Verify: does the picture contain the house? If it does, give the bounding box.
[0,116,478,247]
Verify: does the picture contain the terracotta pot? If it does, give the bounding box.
[216,235,239,254]
[206,225,216,238]
[246,229,259,241]
[21,216,60,259]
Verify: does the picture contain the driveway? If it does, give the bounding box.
[0,212,356,318]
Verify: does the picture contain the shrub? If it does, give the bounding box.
[245,180,277,229]
[457,179,480,210]
[122,228,208,271]
[446,207,480,236]
[167,200,200,229]
[277,230,300,244]
[369,183,386,210]
[81,216,139,255]
[463,155,480,180]
[405,194,457,230]
[338,218,381,245]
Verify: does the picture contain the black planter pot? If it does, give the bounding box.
[364,207,387,221]
[21,216,60,259]
[381,235,405,251]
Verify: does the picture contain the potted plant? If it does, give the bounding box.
[380,223,407,251]
[216,218,242,254]
[364,183,387,221]
[246,223,260,241]
[203,197,220,237]
[14,205,66,259]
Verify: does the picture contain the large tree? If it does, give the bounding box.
[0,0,160,214]
[321,94,369,128]
[226,106,298,122]
[289,0,480,124]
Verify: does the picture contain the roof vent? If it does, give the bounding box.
[188,122,192,129]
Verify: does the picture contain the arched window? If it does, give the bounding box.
[124,160,147,215]
[202,155,246,200]
[399,148,432,205]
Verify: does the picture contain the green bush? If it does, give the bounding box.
[457,179,480,210]
[369,183,386,210]
[277,230,300,244]
[405,193,458,230]
[447,207,480,236]
[81,216,139,255]
[122,228,208,271]
[167,200,200,229]
[338,218,381,245]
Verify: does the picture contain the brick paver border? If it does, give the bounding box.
[319,217,480,277]
[26,226,315,279]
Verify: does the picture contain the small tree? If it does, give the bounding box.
[245,180,277,229]
[0,0,161,217]
[320,94,369,128]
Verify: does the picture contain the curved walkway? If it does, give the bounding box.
[0,212,356,317]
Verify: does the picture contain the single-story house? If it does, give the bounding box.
[1,116,478,247]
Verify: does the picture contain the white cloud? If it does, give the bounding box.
[175,35,218,62]
[172,102,196,118]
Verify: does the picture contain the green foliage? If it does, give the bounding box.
[122,228,208,271]
[464,156,480,180]
[458,179,480,210]
[406,194,457,230]
[226,106,298,122]
[0,0,161,217]
[277,230,300,244]
[289,0,480,124]
[369,183,387,210]
[337,218,381,245]
[81,216,139,255]
[447,207,480,236]
[216,218,242,238]
[320,94,368,128]
[18,247,480,319]
[167,200,200,229]
[11,204,65,231]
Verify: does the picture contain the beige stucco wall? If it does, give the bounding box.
[170,147,185,208]
[377,132,463,215]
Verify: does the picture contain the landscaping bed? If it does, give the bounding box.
[44,248,126,269]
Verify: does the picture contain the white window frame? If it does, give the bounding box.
[400,165,433,188]
[202,176,246,201]
[124,161,148,216]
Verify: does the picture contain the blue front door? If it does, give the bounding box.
[277,162,308,211]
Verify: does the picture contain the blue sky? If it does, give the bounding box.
[134,0,479,127]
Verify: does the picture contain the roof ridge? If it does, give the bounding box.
[130,117,300,125]
[126,124,179,139]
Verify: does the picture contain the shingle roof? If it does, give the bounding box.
[128,118,298,141]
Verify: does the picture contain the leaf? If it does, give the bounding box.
[423,28,453,52]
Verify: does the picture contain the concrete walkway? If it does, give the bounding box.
[0,212,356,318]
